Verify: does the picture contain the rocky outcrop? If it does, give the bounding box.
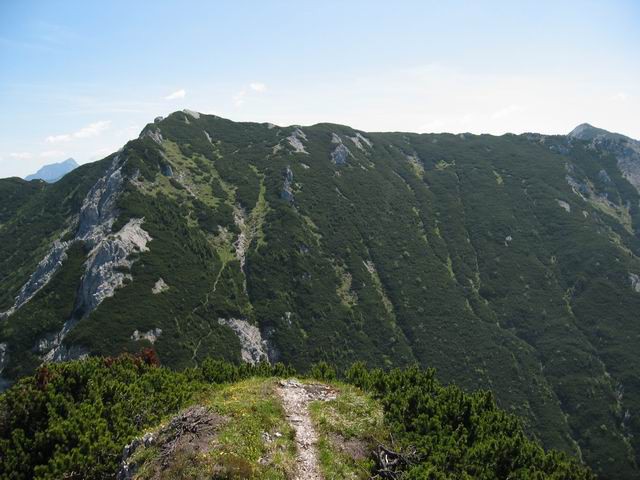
[142,127,163,145]
[183,109,201,119]
[233,206,249,270]
[218,318,269,363]
[131,328,162,343]
[349,132,373,151]
[117,432,156,480]
[569,123,640,195]
[630,273,640,293]
[281,166,294,203]
[330,134,351,166]
[0,239,71,319]
[287,128,308,154]
[79,218,151,313]
[152,278,169,294]
[76,154,125,243]
[557,200,571,213]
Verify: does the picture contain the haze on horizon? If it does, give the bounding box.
[1,0,638,178]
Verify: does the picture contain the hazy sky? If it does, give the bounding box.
[1,0,639,178]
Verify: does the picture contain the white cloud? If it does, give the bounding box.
[612,92,629,101]
[9,152,33,159]
[74,120,111,138]
[46,133,72,143]
[165,89,186,100]
[249,82,267,93]
[46,120,111,143]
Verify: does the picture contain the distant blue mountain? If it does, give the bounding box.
[24,158,78,182]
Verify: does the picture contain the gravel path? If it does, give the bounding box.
[277,379,337,480]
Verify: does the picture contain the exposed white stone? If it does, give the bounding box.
[287,128,308,154]
[233,205,249,270]
[77,155,125,244]
[630,273,640,293]
[204,130,212,143]
[0,239,71,319]
[349,132,373,150]
[330,133,351,165]
[183,109,200,119]
[42,343,88,363]
[331,143,351,165]
[131,328,162,343]
[152,277,169,294]
[300,163,310,169]
[363,260,376,275]
[218,318,269,363]
[143,128,163,145]
[80,218,151,313]
[557,200,571,213]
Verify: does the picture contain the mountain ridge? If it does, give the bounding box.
[1,111,640,478]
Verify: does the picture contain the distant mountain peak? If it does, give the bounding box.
[24,158,78,183]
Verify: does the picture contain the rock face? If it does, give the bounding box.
[79,218,151,313]
[131,328,162,344]
[569,123,640,195]
[287,128,308,154]
[330,133,351,165]
[630,273,640,293]
[348,132,373,151]
[557,199,571,213]
[218,318,269,364]
[0,239,71,319]
[152,278,169,294]
[281,166,294,202]
[183,109,201,119]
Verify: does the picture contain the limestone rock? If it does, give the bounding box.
[218,318,269,364]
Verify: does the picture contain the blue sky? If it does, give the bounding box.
[1,0,639,178]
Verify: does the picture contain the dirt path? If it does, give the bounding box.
[277,379,337,480]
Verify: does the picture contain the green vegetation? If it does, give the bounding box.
[0,356,593,479]
[310,382,385,479]
[1,112,639,477]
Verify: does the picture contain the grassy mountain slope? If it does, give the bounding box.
[1,112,639,477]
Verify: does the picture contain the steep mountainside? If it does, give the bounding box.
[1,112,639,478]
[24,158,78,182]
